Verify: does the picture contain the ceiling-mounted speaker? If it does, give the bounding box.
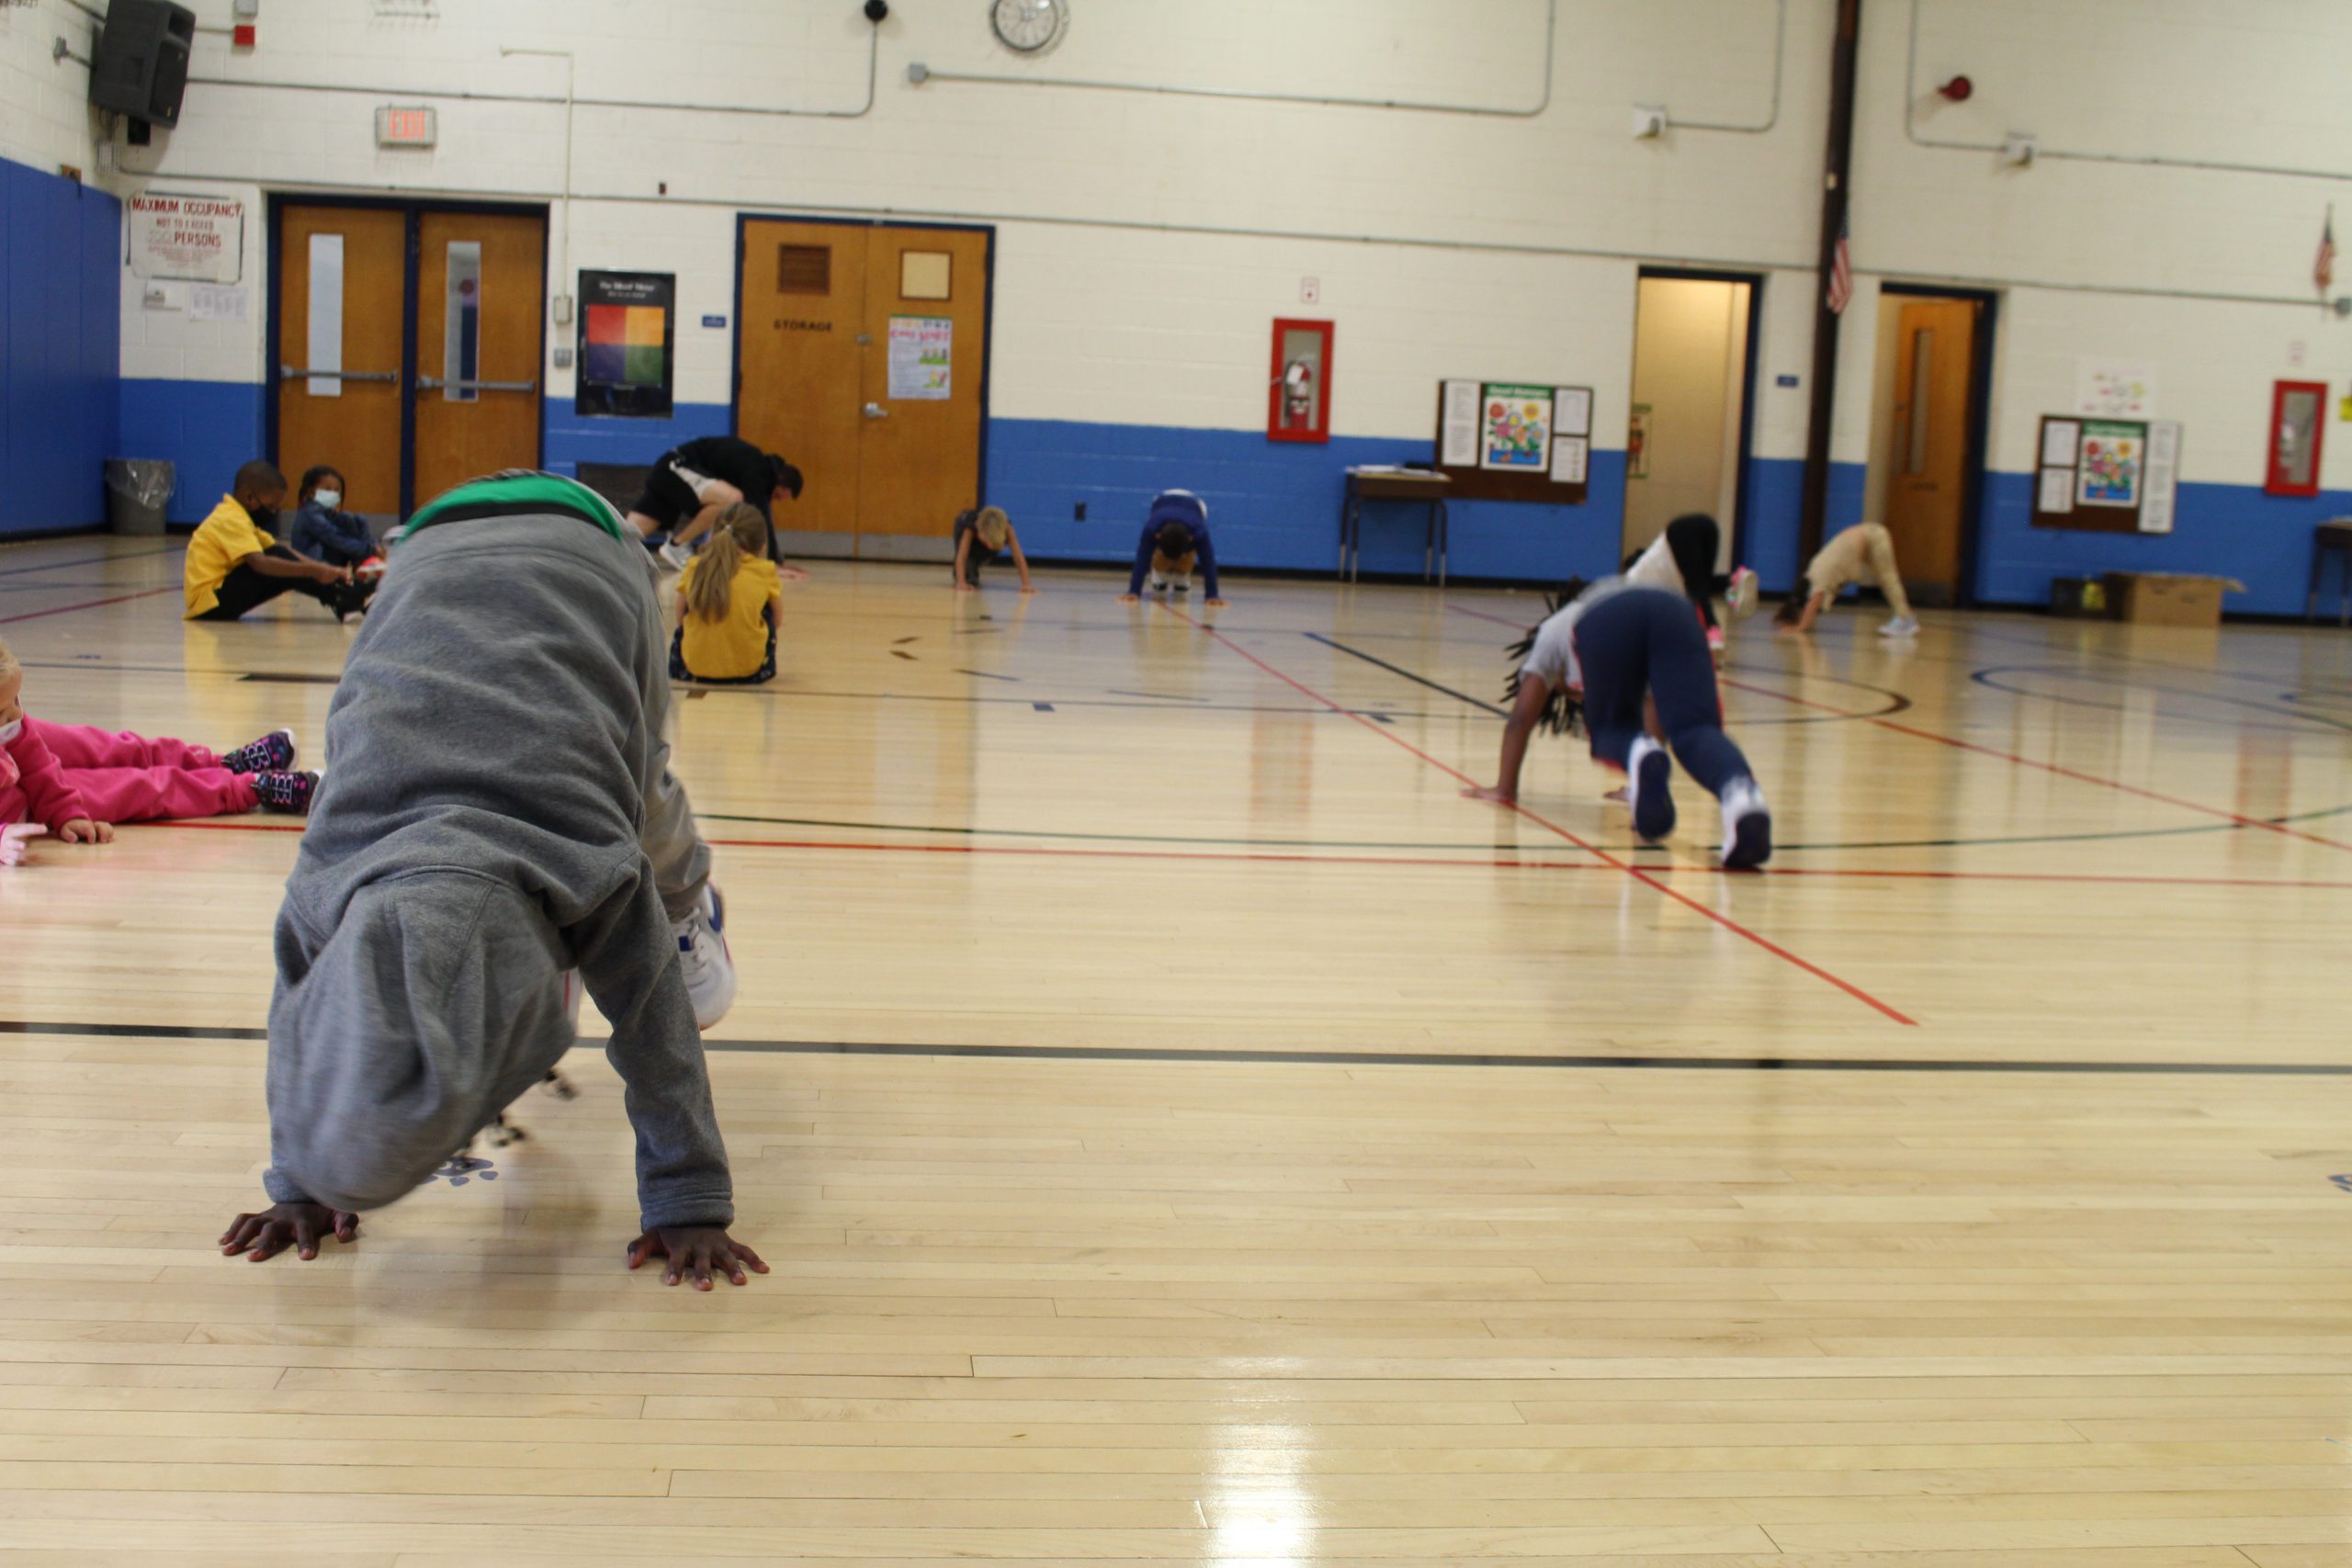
[89,0,196,130]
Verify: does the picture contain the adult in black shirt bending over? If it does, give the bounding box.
[624,435,805,570]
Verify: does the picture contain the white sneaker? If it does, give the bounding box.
[1147,572,1169,593]
[1720,779,1772,869]
[672,884,737,1030]
[1878,615,1919,637]
[1170,575,1193,595]
[659,539,695,573]
[1626,734,1676,842]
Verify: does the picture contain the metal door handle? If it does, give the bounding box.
[863,401,889,420]
[281,366,398,383]
[418,376,538,393]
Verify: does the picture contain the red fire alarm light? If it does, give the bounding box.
[1938,74,1973,102]
[232,23,255,47]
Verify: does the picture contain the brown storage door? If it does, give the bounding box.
[854,226,989,547]
[276,205,406,519]
[1883,298,1977,597]
[413,210,546,508]
[738,220,867,547]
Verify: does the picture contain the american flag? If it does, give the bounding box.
[1826,209,1853,315]
[2317,206,2336,297]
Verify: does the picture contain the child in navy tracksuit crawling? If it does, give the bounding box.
[218,471,768,1291]
[1464,579,1773,869]
[1119,490,1226,605]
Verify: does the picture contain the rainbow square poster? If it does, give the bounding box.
[575,270,675,418]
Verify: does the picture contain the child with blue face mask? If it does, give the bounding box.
[286,465,380,573]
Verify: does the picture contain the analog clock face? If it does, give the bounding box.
[991,0,1065,53]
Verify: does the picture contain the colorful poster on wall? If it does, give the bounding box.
[129,193,244,283]
[888,315,953,400]
[576,270,675,418]
[2076,421,2144,508]
[2075,359,2157,419]
[1480,384,1553,470]
[1627,403,1651,479]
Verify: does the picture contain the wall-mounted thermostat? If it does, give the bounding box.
[375,105,436,148]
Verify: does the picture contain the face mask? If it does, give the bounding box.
[0,717,19,745]
[313,490,341,510]
[249,504,278,529]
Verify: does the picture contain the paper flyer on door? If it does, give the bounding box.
[888,316,953,400]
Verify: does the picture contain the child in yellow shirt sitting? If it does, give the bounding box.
[671,505,784,685]
[185,461,369,623]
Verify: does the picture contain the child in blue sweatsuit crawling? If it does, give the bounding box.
[1118,490,1227,606]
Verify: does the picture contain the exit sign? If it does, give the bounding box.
[375,106,437,148]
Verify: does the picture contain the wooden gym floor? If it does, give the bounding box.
[1,535,2349,1565]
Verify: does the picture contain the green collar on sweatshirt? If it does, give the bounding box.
[392,471,626,546]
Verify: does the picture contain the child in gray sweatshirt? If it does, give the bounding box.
[220,472,766,1291]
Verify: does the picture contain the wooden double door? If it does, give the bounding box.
[275,202,546,522]
[737,219,990,558]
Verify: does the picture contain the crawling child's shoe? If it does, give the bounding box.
[221,728,298,775]
[252,770,319,816]
[672,883,738,1030]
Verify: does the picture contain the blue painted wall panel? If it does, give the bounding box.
[1736,457,1865,593]
[541,400,733,479]
[117,379,267,524]
[0,160,119,536]
[984,418,1623,585]
[1974,470,2351,616]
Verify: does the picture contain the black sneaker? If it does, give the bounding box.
[220,728,297,775]
[252,770,319,816]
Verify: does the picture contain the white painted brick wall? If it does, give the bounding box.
[64,0,2352,491]
[0,0,105,175]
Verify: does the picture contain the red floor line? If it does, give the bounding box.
[1721,677,2352,853]
[135,819,2352,889]
[0,586,182,626]
[1173,605,1919,1025]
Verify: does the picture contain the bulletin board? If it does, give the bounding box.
[2031,414,2181,536]
[1431,379,1591,503]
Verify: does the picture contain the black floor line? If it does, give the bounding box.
[1305,633,1506,716]
[4,1018,2344,1076]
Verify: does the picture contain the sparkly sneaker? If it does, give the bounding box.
[220,728,297,775]
[1725,565,1758,619]
[1627,734,1676,843]
[1720,778,1772,870]
[672,884,738,1030]
[251,770,318,816]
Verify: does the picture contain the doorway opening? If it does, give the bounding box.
[735,215,994,562]
[1624,269,1761,577]
[267,198,548,524]
[1862,284,1996,607]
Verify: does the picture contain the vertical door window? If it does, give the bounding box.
[443,241,481,403]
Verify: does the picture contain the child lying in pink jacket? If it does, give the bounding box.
[0,637,316,855]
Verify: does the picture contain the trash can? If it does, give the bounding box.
[104,458,175,536]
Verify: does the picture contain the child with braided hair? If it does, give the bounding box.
[1463,579,1773,869]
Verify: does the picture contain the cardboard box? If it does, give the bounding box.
[2102,571,2243,628]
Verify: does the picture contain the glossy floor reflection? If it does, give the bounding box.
[1,537,2348,1563]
